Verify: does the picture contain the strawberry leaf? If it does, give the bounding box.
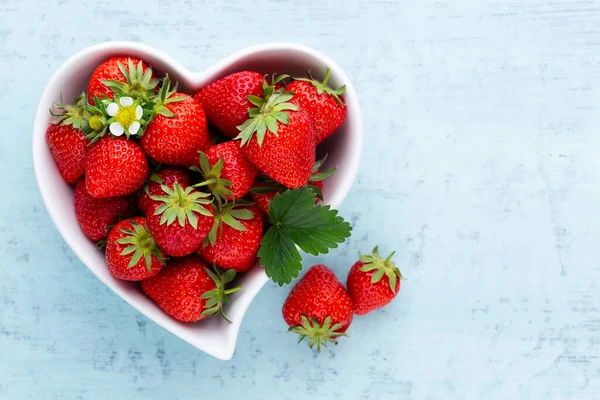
[258,188,352,285]
[258,227,302,285]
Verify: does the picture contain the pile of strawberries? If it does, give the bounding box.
[46,56,348,323]
[282,247,403,352]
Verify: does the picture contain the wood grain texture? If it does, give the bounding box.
[1,0,600,398]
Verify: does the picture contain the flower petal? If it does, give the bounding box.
[129,121,141,135]
[135,105,143,120]
[109,122,125,136]
[106,103,119,117]
[120,97,134,107]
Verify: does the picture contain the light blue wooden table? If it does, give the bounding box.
[2,0,599,398]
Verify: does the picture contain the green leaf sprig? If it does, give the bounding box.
[258,187,352,285]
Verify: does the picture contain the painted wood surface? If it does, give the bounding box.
[1,0,599,398]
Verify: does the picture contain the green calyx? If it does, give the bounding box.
[200,266,243,322]
[295,67,346,105]
[289,316,347,353]
[204,200,255,246]
[152,74,188,118]
[49,91,89,130]
[235,74,298,147]
[116,220,165,271]
[359,246,403,293]
[150,183,213,229]
[190,152,234,206]
[101,59,160,101]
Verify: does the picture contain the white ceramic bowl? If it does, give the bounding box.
[32,42,363,360]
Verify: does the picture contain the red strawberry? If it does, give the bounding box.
[141,256,241,322]
[237,82,316,188]
[146,183,214,257]
[74,179,133,241]
[251,175,324,216]
[87,57,157,104]
[346,247,403,315]
[194,71,264,138]
[282,265,353,352]
[141,78,211,167]
[85,136,149,198]
[250,157,335,216]
[286,68,346,144]
[137,167,192,214]
[105,217,165,281]
[46,93,89,184]
[249,182,279,216]
[197,202,263,272]
[192,141,258,202]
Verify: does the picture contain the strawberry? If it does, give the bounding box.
[47,93,89,184]
[137,167,192,214]
[141,78,211,167]
[346,247,403,315]
[105,217,165,281]
[74,179,133,241]
[286,68,346,144]
[191,141,258,203]
[141,255,242,322]
[146,183,214,257]
[84,136,149,198]
[249,181,279,216]
[197,202,263,272]
[251,179,319,216]
[282,264,353,351]
[236,77,316,188]
[194,71,264,138]
[250,156,335,216]
[87,57,157,105]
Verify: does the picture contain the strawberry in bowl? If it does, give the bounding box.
[32,42,363,360]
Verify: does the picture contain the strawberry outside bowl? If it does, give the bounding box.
[32,41,363,360]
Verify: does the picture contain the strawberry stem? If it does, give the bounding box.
[175,184,185,207]
[194,178,217,187]
[224,286,243,295]
[321,68,331,86]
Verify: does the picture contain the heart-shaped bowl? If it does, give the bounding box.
[32,41,363,360]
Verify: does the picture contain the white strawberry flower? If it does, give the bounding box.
[106,96,144,136]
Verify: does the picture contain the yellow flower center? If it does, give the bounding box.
[88,115,104,131]
[115,106,136,127]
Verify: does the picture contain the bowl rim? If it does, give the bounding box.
[32,41,363,360]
